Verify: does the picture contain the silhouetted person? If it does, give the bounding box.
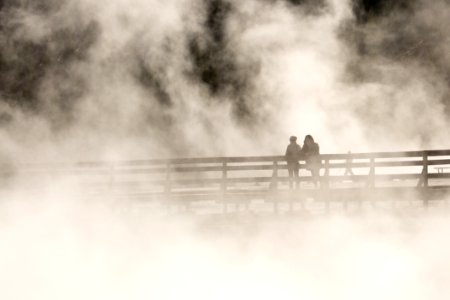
[285,136,302,189]
[302,135,321,187]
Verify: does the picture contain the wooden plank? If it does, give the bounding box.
[10,149,450,170]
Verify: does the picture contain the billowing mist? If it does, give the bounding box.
[1,0,450,299]
[2,197,450,300]
[1,0,449,161]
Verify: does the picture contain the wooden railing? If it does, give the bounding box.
[6,149,450,206]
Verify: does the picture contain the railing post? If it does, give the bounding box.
[165,163,171,196]
[323,159,330,188]
[271,161,278,190]
[222,161,227,213]
[423,152,429,188]
[368,157,375,188]
[272,160,279,213]
[366,157,375,209]
[422,152,429,207]
[344,151,354,177]
[109,164,115,190]
[323,159,330,212]
[163,163,172,213]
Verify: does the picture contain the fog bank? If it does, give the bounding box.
[1,196,450,300]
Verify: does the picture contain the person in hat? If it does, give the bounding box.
[285,136,302,189]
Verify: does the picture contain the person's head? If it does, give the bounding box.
[289,136,297,143]
[304,135,314,145]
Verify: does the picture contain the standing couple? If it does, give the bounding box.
[285,135,321,189]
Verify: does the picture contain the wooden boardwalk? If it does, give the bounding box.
[6,149,450,213]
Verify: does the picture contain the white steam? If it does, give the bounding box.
[1,0,449,162]
[1,197,450,300]
[1,1,450,299]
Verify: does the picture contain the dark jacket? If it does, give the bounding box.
[302,142,320,166]
[285,143,302,166]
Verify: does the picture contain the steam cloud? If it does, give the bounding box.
[1,1,450,299]
[2,198,450,300]
[1,0,449,162]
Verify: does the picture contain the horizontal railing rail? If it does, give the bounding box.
[4,149,450,207]
[9,148,450,168]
